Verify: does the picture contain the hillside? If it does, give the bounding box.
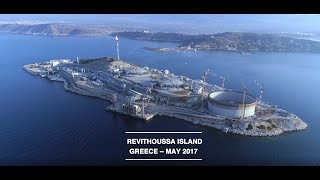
[112,31,320,53]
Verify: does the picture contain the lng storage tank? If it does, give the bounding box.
[208,90,257,118]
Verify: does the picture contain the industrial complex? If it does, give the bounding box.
[23,36,307,136]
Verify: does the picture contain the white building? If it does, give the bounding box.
[50,60,60,67]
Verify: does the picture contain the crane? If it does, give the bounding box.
[219,76,227,88]
[254,80,264,102]
[201,69,210,107]
[141,97,148,118]
[240,80,248,119]
[208,71,228,88]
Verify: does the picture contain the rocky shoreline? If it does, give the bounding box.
[172,111,307,137]
[23,62,308,137]
[62,79,308,137]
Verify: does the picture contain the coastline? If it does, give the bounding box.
[22,60,308,137]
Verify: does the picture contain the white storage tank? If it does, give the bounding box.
[208,90,257,118]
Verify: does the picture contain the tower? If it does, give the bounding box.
[115,36,120,60]
[76,57,79,64]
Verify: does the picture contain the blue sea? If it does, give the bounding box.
[0,32,320,165]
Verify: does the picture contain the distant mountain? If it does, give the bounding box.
[1,22,320,53]
[0,23,113,36]
[274,32,320,42]
[112,31,320,53]
[110,31,195,42]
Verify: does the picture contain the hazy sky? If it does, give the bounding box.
[0,14,319,33]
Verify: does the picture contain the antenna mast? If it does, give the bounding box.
[115,36,120,60]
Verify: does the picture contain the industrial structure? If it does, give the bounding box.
[22,36,258,121]
[208,90,257,118]
[115,36,120,60]
[22,35,308,136]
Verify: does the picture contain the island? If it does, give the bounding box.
[113,31,320,53]
[23,57,307,136]
[1,22,320,53]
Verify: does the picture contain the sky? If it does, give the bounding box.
[0,14,319,33]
